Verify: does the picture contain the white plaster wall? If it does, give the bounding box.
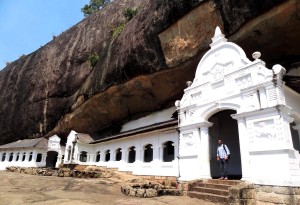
[74,129,179,177]
[0,148,47,170]
[250,150,300,186]
[121,107,176,132]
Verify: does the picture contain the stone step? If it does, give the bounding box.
[206,179,241,186]
[188,191,228,204]
[195,182,231,191]
[190,186,229,196]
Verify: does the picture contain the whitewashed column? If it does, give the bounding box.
[121,148,126,162]
[199,123,212,179]
[152,144,158,164]
[32,151,37,162]
[26,151,30,163]
[12,152,17,162]
[259,88,268,108]
[5,152,9,162]
[237,118,252,180]
[99,150,104,163]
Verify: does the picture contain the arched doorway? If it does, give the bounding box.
[46,151,58,168]
[208,110,242,179]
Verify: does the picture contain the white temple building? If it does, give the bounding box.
[0,135,64,170]
[0,27,300,188]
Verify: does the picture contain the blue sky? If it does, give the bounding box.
[0,0,89,70]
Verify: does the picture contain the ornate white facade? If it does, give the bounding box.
[0,135,64,170]
[176,27,300,186]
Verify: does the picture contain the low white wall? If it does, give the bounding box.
[0,148,47,170]
[73,129,179,177]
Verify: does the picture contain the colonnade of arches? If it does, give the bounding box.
[77,141,175,164]
[0,150,60,168]
[1,151,43,163]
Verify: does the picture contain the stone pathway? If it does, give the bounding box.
[0,171,222,205]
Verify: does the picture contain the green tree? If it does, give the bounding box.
[81,0,111,17]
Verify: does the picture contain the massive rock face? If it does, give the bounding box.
[0,0,299,144]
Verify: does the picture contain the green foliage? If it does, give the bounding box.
[123,8,138,21]
[81,0,111,17]
[87,52,99,69]
[112,22,125,38]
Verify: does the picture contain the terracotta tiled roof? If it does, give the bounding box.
[0,138,48,150]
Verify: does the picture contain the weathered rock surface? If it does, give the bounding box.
[0,0,299,144]
[0,171,217,205]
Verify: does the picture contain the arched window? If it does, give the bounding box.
[9,152,13,162]
[95,151,100,162]
[1,153,6,162]
[16,152,20,161]
[128,146,136,163]
[29,152,33,162]
[105,150,110,162]
[79,151,88,162]
[163,141,175,162]
[36,153,42,162]
[144,144,153,163]
[115,148,122,161]
[22,152,26,161]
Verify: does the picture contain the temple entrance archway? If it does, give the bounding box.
[46,151,58,168]
[208,110,242,179]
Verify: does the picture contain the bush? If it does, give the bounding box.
[87,52,99,69]
[81,0,111,17]
[123,8,138,21]
[112,22,125,38]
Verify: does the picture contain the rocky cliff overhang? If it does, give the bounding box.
[0,0,299,144]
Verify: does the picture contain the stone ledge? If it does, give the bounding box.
[121,180,183,198]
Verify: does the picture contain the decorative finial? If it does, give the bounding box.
[272,64,286,75]
[175,100,180,109]
[252,51,261,60]
[214,26,222,37]
[210,26,227,48]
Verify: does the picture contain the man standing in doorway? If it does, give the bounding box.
[217,139,230,180]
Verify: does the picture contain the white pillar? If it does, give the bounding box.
[140,147,144,163]
[259,88,268,108]
[152,144,158,163]
[237,118,252,180]
[121,148,126,162]
[5,152,9,162]
[12,152,17,162]
[32,151,37,162]
[199,126,211,179]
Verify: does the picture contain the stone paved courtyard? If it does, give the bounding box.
[0,171,221,205]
